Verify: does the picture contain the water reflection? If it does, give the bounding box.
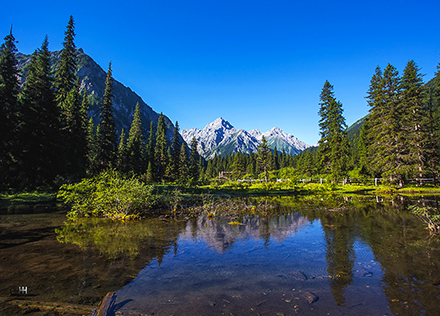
[2,195,440,315]
[180,214,308,253]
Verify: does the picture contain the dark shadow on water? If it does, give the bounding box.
[111,299,133,314]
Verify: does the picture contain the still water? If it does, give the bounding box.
[1,196,440,315]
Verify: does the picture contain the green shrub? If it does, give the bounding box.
[57,169,156,220]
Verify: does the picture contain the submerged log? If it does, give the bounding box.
[88,292,116,316]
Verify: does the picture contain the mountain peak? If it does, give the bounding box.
[268,127,283,134]
[204,117,234,131]
[182,118,310,159]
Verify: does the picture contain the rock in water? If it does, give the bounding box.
[303,292,319,304]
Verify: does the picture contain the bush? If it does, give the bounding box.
[57,169,156,220]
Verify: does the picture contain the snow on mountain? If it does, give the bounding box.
[262,127,309,155]
[182,118,310,159]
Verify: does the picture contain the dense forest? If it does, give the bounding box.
[1,16,440,190]
[0,17,201,190]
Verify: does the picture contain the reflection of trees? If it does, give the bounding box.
[321,212,356,306]
[56,217,186,260]
[179,214,308,253]
[359,205,440,316]
[296,195,440,314]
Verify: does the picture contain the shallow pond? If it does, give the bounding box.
[1,195,440,315]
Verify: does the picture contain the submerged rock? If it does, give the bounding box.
[287,271,308,281]
[303,292,319,304]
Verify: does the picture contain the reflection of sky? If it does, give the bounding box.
[114,213,392,316]
[178,214,309,253]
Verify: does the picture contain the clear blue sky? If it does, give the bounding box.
[2,0,440,145]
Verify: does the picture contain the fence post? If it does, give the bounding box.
[375,178,378,186]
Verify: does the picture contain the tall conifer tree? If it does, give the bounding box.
[178,143,189,183]
[0,27,20,187]
[146,121,155,178]
[170,121,181,181]
[155,113,168,180]
[126,103,146,174]
[54,16,77,105]
[96,63,117,171]
[18,36,60,188]
[116,128,127,173]
[257,136,270,183]
[400,60,425,177]
[189,137,199,181]
[317,81,349,181]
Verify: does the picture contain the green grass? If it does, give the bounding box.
[0,191,57,205]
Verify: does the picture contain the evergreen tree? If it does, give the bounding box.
[381,64,405,184]
[54,15,77,106]
[170,121,181,181]
[356,118,370,177]
[126,103,146,174]
[317,81,349,181]
[62,86,87,175]
[231,153,244,179]
[257,135,271,182]
[364,66,384,176]
[17,36,60,188]
[0,27,20,188]
[366,64,404,184]
[189,137,199,181]
[86,117,97,175]
[96,63,117,171]
[273,147,280,170]
[116,128,127,173]
[154,113,169,180]
[423,62,440,179]
[145,161,154,183]
[145,121,155,178]
[178,143,189,183]
[400,60,425,178]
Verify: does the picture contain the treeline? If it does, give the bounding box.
[202,61,440,185]
[202,145,298,180]
[0,16,201,190]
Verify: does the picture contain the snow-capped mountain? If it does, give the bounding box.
[181,118,310,159]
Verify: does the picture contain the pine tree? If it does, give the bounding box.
[145,161,154,183]
[273,147,280,170]
[86,117,97,175]
[96,63,117,171]
[154,113,169,180]
[257,135,271,183]
[231,153,244,179]
[317,81,349,181]
[364,66,384,176]
[116,128,127,173]
[54,16,77,106]
[400,60,425,178]
[145,121,155,179]
[381,64,405,184]
[189,137,199,181]
[0,27,20,188]
[17,36,61,188]
[126,103,146,174]
[178,143,189,183]
[366,64,404,184]
[62,86,87,175]
[170,121,181,181]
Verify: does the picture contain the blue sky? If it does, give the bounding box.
[2,0,440,145]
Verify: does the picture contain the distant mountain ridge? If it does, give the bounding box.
[16,48,179,141]
[182,117,310,159]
